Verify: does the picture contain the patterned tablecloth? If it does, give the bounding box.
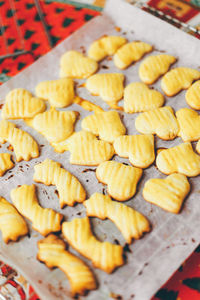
[0,1,200,299]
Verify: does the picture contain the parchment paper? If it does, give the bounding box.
[0,0,200,299]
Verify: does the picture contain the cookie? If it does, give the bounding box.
[124,82,164,113]
[62,130,114,165]
[156,142,200,177]
[29,108,78,143]
[51,139,69,153]
[0,153,14,176]
[139,54,176,84]
[85,73,124,109]
[113,134,155,168]
[1,88,46,119]
[73,96,104,113]
[88,35,127,61]
[185,80,200,110]
[96,161,142,201]
[84,193,150,244]
[176,108,200,142]
[196,140,200,154]
[143,174,190,213]
[0,120,39,162]
[0,196,28,243]
[60,50,98,79]
[34,159,86,208]
[113,41,153,69]
[62,217,124,273]
[161,67,200,96]
[35,78,75,108]
[11,184,63,236]
[81,111,126,143]
[0,120,16,143]
[37,234,97,296]
[135,106,179,140]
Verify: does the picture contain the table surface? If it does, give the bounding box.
[0,1,200,299]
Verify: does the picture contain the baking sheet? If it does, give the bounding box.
[0,0,200,299]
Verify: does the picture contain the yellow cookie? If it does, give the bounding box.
[62,217,124,273]
[0,153,14,176]
[1,88,45,119]
[135,106,179,140]
[113,134,155,168]
[85,73,124,109]
[156,142,200,177]
[64,130,114,166]
[0,120,16,143]
[81,110,126,143]
[0,120,39,162]
[60,50,98,79]
[0,196,28,243]
[113,41,153,69]
[185,80,200,110]
[31,108,78,143]
[84,193,150,244]
[37,235,97,296]
[51,139,69,153]
[139,54,176,84]
[34,159,86,208]
[143,173,190,214]
[96,161,142,201]
[196,140,200,154]
[124,82,164,113]
[176,108,200,142]
[35,78,75,108]
[161,67,200,96]
[88,35,126,61]
[11,184,63,236]
[73,96,103,113]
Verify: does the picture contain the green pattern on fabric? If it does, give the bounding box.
[155,289,178,300]
[0,73,11,83]
[183,277,200,292]
[191,0,200,7]
[45,0,103,12]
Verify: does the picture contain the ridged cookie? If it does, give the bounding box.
[135,106,179,140]
[84,193,150,244]
[143,174,190,213]
[64,131,114,166]
[62,217,124,273]
[0,120,39,162]
[0,153,14,176]
[124,82,164,113]
[85,73,124,109]
[11,184,63,236]
[161,67,200,96]
[2,88,45,119]
[185,80,200,110]
[37,235,97,296]
[96,161,142,201]
[81,110,126,143]
[34,159,86,208]
[156,142,200,177]
[30,109,78,143]
[139,54,176,84]
[113,134,155,168]
[113,41,153,69]
[60,50,98,79]
[88,35,126,61]
[176,108,200,142]
[35,78,75,108]
[0,196,28,243]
